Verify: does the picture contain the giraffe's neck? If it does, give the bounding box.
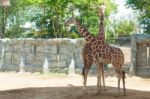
[75,19,94,42]
[98,14,105,41]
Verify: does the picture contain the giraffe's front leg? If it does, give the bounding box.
[83,80,87,93]
[101,64,107,91]
[95,64,102,94]
[95,74,102,94]
[83,86,88,94]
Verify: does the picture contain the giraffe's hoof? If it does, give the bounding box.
[114,93,119,97]
[103,88,107,91]
[83,87,86,91]
[123,92,126,96]
[114,92,121,97]
[82,88,88,94]
[83,91,88,94]
[95,90,101,95]
[94,92,99,95]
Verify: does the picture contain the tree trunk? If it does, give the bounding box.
[1,7,5,38]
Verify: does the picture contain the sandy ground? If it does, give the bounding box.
[0,72,150,99]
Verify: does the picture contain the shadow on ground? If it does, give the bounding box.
[0,86,149,99]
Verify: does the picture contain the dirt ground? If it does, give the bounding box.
[0,72,150,99]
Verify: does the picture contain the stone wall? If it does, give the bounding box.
[130,34,150,76]
[0,38,131,74]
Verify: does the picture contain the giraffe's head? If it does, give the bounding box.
[65,18,79,33]
[99,3,106,17]
[65,17,77,27]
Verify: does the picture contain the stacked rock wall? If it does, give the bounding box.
[130,34,150,76]
[0,38,131,74]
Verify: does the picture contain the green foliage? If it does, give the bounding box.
[106,20,136,44]
[5,24,25,38]
[0,0,117,38]
[126,0,150,34]
[73,0,117,35]
[115,20,135,36]
[106,30,116,44]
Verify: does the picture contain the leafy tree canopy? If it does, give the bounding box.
[0,0,117,38]
[126,0,150,34]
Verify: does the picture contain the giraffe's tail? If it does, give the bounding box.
[82,67,85,78]
[122,70,126,79]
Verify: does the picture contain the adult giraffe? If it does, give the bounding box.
[66,17,126,96]
[82,4,106,92]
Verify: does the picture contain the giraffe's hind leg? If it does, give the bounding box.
[115,69,121,96]
[122,70,126,95]
[82,66,91,93]
[115,69,126,96]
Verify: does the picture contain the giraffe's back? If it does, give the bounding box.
[108,45,124,68]
[94,43,124,68]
